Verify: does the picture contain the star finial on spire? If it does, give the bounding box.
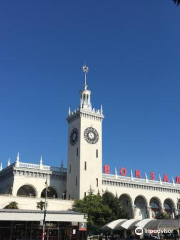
[83,65,88,90]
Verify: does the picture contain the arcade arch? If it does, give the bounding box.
[164,199,175,218]
[17,185,37,197]
[119,193,133,219]
[134,195,148,219]
[150,197,162,217]
[41,187,58,198]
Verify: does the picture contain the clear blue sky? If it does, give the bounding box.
[0,0,180,181]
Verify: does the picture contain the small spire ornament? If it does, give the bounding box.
[83,65,88,90]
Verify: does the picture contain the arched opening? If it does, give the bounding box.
[150,197,161,218]
[164,199,174,218]
[17,185,36,197]
[134,196,148,219]
[41,187,58,198]
[119,194,133,219]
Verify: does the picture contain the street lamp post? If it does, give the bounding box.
[42,180,48,240]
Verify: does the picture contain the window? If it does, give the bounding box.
[151,201,160,216]
[69,165,71,173]
[84,162,87,170]
[77,148,78,156]
[96,178,98,187]
[96,149,98,158]
[164,203,172,215]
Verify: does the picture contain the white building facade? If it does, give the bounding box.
[0,66,180,220]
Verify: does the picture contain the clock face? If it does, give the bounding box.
[84,127,99,144]
[70,128,78,145]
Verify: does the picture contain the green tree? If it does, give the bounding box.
[102,191,128,222]
[36,200,45,210]
[73,188,112,234]
[155,212,170,219]
[4,201,18,209]
[73,189,128,234]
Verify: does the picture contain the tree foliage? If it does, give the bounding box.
[36,200,46,210]
[4,201,18,209]
[102,191,128,222]
[73,188,127,234]
[155,212,170,219]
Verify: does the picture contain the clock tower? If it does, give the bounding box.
[66,66,104,199]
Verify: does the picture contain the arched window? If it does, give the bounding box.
[41,187,58,198]
[164,201,173,216]
[150,201,160,216]
[135,196,147,208]
[119,194,133,219]
[17,185,36,197]
[134,196,148,219]
[151,202,159,209]
[164,203,172,213]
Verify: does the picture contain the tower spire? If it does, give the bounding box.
[131,169,134,181]
[159,174,162,185]
[7,158,10,166]
[15,152,20,167]
[83,65,88,90]
[145,172,148,183]
[16,152,20,162]
[60,159,64,172]
[61,159,64,168]
[40,156,43,165]
[0,163,2,171]
[79,65,92,111]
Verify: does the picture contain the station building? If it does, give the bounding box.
[0,66,180,221]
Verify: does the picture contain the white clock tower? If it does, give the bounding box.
[66,66,104,199]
